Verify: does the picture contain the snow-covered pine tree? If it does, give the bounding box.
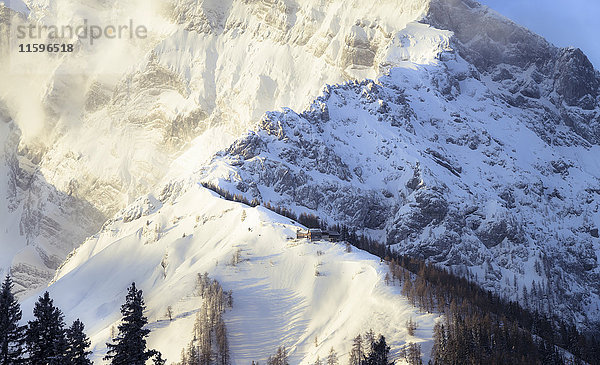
[185,340,200,365]
[25,291,68,365]
[216,317,229,365]
[404,342,422,365]
[278,346,289,365]
[348,334,363,365]
[364,329,375,350]
[405,317,417,336]
[104,282,162,365]
[0,275,26,364]
[65,319,92,365]
[179,348,188,365]
[326,347,338,365]
[266,346,289,365]
[196,304,212,364]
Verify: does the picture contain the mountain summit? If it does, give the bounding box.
[1,0,599,357]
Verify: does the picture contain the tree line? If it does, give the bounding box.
[251,193,600,364]
[188,184,600,363]
[256,330,390,365]
[200,182,260,208]
[200,182,323,230]
[1,276,165,365]
[178,273,232,365]
[336,224,600,364]
[0,275,91,364]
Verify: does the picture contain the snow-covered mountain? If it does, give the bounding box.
[30,181,437,364]
[198,63,600,328]
[177,0,600,328]
[1,0,599,350]
[0,108,105,295]
[0,0,446,294]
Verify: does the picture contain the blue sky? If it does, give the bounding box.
[479,0,600,69]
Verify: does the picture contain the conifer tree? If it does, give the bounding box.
[276,346,288,365]
[364,335,391,365]
[104,282,161,364]
[403,342,422,365]
[326,347,338,365]
[216,318,229,365]
[0,275,26,364]
[65,319,92,365]
[153,352,166,365]
[348,334,363,365]
[430,322,447,365]
[267,346,288,365]
[179,348,187,365]
[25,291,67,365]
[364,329,375,350]
[184,340,199,365]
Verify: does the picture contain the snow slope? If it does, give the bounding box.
[1,0,599,338]
[1,0,444,220]
[29,182,437,364]
[0,0,448,294]
[195,54,600,328]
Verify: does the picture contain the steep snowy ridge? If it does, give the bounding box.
[0,114,104,294]
[2,0,445,219]
[196,55,600,327]
[0,0,450,293]
[37,181,437,364]
[0,0,599,345]
[427,0,600,144]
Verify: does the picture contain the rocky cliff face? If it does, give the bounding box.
[0,0,439,294]
[1,0,599,329]
[197,43,600,328]
[0,116,104,295]
[1,0,440,220]
[427,0,600,144]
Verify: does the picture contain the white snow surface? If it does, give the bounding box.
[0,0,599,351]
[194,54,600,327]
[0,0,449,294]
[1,0,443,218]
[33,183,437,364]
